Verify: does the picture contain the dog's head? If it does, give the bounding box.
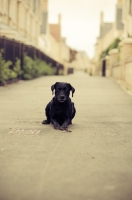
[51,82,75,103]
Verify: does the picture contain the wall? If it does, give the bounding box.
[49,34,61,63]
[112,64,121,79]
[74,52,90,71]
[122,0,132,37]
[93,1,124,75]
[61,39,70,63]
[60,39,70,74]
[125,59,132,86]
[105,39,132,88]
[0,0,42,46]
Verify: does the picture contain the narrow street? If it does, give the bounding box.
[0,72,132,200]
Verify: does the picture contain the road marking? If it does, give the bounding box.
[8,128,41,135]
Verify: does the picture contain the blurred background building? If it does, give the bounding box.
[0,0,42,45]
[122,0,132,37]
[94,0,123,66]
[92,0,132,88]
[0,0,90,74]
[0,0,132,87]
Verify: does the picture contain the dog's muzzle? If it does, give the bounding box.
[58,95,66,102]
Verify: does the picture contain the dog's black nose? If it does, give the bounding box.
[60,95,65,100]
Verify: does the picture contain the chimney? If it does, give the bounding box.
[100,12,104,25]
[41,0,48,11]
[117,0,122,8]
[58,14,61,25]
[118,0,122,4]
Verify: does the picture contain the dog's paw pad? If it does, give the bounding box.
[54,125,60,130]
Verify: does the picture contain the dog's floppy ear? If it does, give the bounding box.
[51,82,58,94]
[69,84,75,97]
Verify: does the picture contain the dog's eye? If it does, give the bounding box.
[57,88,61,91]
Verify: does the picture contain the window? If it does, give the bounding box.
[129,0,132,15]
[33,0,36,12]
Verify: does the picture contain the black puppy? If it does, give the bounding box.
[42,82,76,130]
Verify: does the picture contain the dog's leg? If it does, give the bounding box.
[42,119,50,124]
[60,119,71,130]
[60,104,76,130]
[50,119,60,129]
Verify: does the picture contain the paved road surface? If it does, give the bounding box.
[0,72,132,200]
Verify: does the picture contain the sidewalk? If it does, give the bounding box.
[0,71,132,200]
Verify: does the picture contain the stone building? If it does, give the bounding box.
[100,0,132,88]
[94,0,124,65]
[61,37,71,74]
[0,0,47,47]
[49,14,62,63]
[106,0,132,87]
[73,51,90,71]
[39,0,50,53]
[122,0,132,37]
[49,14,76,74]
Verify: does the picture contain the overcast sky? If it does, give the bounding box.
[48,0,117,58]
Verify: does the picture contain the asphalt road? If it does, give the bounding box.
[0,71,132,200]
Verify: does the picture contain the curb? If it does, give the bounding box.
[116,80,132,96]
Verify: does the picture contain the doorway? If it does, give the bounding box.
[102,59,106,76]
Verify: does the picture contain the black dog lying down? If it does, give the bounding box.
[42,82,76,130]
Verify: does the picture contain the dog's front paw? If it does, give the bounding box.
[54,124,60,130]
[42,120,50,124]
[60,125,68,131]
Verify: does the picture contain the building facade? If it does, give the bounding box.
[0,0,47,47]
[49,14,62,63]
[93,0,124,75]
[122,0,132,37]
[39,0,50,53]
[94,0,123,64]
[49,14,74,74]
[93,0,132,88]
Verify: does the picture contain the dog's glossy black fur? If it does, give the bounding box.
[42,82,76,130]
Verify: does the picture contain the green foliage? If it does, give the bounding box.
[0,50,24,84]
[0,50,14,84]
[22,55,55,80]
[7,68,17,80]
[0,51,58,84]
[22,55,34,80]
[128,34,132,38]
[58,69,64,75]
[13,58,23,77]
[34,59,55,76]
[84,68,88,73]
[100,38,121,59]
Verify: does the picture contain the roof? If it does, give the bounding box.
[49,24,61,42]
[100,23,113,38]
[99,3,123,39]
